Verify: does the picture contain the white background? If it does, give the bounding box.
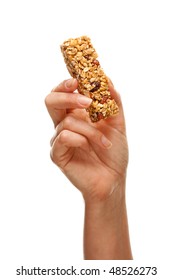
[0,0,173,279]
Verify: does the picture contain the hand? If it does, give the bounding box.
[45,78,128,202]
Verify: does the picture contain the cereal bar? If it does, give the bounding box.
[60,36,119,122]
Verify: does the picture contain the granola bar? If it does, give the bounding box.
[60,36,119,122]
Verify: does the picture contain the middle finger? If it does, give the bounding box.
[45,91,92,127]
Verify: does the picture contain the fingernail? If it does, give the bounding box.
[101,135,112,149]
[65,78,76,88]
[77,95,92,107]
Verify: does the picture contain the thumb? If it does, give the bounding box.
[108,80,126,134]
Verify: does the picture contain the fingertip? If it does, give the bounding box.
[51,78,78,93]
[109,82,122,106]
[65,78,77,89]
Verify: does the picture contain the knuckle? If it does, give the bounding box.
[62,115,74,129]
[58,130,69,143]
[44,94,51,108]
[63,94,76,107]
[90,129,101,141]
[80,137,88,147]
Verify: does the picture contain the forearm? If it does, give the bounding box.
[83,182,133,260]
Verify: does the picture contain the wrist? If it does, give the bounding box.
[83,176,126,218]
[84,173,126,201]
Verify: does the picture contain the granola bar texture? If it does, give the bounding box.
[60,36,119,122]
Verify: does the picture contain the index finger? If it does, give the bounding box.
[45,78,92,127]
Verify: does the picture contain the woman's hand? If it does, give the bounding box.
[45,78,128,202]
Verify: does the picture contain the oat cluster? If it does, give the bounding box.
[60,36,119,122]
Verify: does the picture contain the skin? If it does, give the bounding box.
[45,78,133,260]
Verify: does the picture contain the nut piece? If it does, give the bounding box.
[60,36,119,122]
